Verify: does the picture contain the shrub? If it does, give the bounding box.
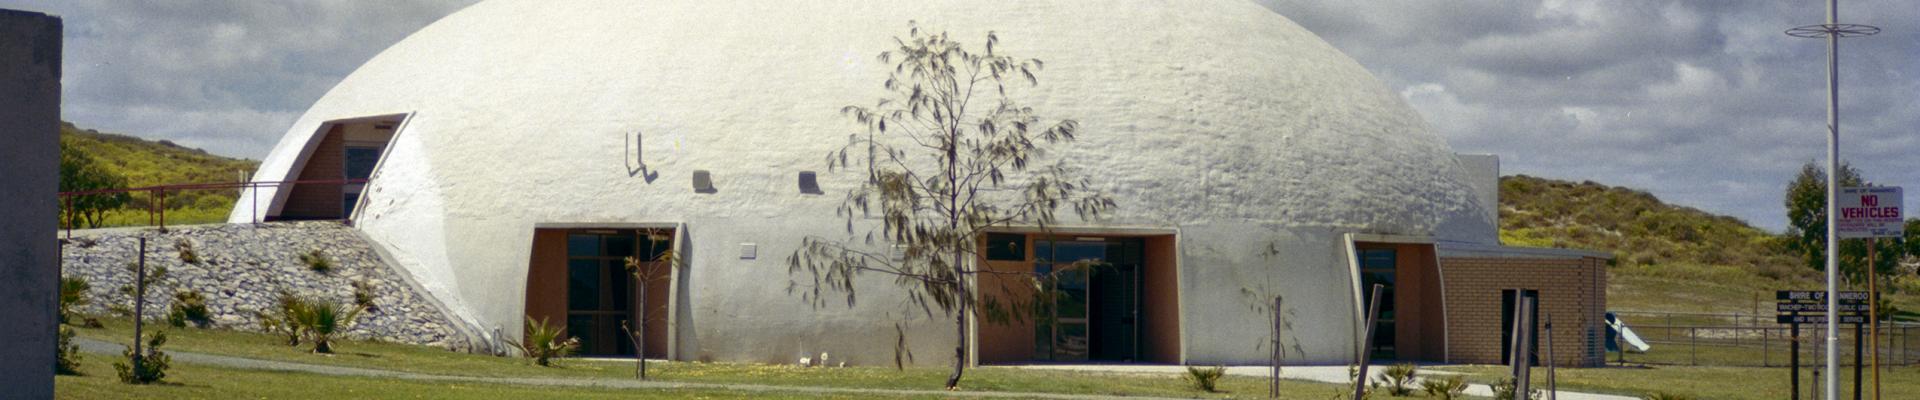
[1421,375,1468,400]
[1644,392,1697,400]
[299,250,333,274]
[175,239,200,264]
[114,330,171,384]
[352,280,377,311]
[165,290,211,328]
[291,297,363,354]
[1493,377,1541,400]
[256,292,307,346]
[515,316,578,367]
[1371,363,1417,396]
[55,325,82,375]
[1183,365,1225,392]
[59,276,90,324]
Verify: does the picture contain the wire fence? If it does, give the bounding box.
[1612,310,1920,367]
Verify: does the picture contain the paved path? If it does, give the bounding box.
[1013,365,1641,400]
[73,337,1179,399]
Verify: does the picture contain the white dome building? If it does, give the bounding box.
[238,0,1609,366]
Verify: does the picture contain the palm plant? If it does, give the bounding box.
[1372,363,1418,396]
[515,316,577,367]
[291,297,363,354]
[257,292,307,346]
[1421,375,1468,400]
[1184,365,1226,392]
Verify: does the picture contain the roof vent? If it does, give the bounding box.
[692,170,716,193]
[798,171,822,194]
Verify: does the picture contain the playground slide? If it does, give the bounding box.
[1606,313,1652,353]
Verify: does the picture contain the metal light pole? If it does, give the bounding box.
[1787,1,1878,399]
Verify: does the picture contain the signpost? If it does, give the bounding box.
[1778,290,1870,400]
[1837,186,1900,400]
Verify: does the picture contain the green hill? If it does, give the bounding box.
[1498,175,1918,317]
[60,122,259,226]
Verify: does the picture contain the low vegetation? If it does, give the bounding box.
[515,316,578,367]
[1370,363,1417,396]
[165,290,211,328]
[112,330,171,384]
[1183,365,1225,392]
[59,276,90,324]
[298,250,332,274]
[1420,375,1467,399]
[291,297,364,354]
[55,325,82,376]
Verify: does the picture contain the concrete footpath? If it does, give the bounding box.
[1012,365,1640,400]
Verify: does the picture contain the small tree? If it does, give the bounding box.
[620,228,678,380]
[1783,162,1902,282]
[59,139,131,229]
[788,22,1113,389]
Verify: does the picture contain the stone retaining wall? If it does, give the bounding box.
[58,221,473,350]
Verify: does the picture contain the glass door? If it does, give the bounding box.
[1358,248,1396,360]
[566,232,638,356]
[1034,241,1104,362]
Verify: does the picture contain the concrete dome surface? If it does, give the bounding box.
[238,0,1494,364]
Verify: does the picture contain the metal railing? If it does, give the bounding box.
[58,178,365,237]
[1612,310,1920,367]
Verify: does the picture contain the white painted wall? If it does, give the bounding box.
[235,0,1493,365]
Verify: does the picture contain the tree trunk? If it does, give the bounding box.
[945,302,966,389]
[638,281,649,380]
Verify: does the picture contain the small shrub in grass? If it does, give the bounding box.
[514,316,578,367]
[1371,363,1417,396]
[299,250,333,274]
[59,276,90,324]
[114,330,171,384]
[1184,365,1226,392]
[1493,377,1541,400]
[1643,393,1697,400]
[55,325,82,375]
[1420,375,1467,400]
[257,292,307,346]
[166,290,211,328]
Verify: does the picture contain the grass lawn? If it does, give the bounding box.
[55,360,913,399]
[65,317,1350,399]
[1437,363,1920,399]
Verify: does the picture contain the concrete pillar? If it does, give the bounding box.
[0,8,62,399]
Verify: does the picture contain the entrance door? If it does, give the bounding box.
[563,230,671,357]
[1357,248,1396,360]
[1034,238,1143,362]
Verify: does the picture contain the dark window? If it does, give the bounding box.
[345,146,384,180]
[985,233,1026,261]
[1358,248,1396,360]
[342,193,360,216]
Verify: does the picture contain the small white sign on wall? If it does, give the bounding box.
[1837,186,1903,238]
[740,243,757,260]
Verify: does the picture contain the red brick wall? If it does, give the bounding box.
[1439,256,1607,367]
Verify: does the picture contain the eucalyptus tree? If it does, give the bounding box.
[788,22,1113,389]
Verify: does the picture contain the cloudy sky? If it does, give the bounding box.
[4,1,1913,232]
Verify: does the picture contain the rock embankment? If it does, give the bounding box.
[59,221,471,350]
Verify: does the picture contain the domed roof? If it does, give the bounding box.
[238,0,1487,328]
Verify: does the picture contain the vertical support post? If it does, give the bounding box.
[131,237,148,376]
[1352,284,1383,400]
[1867,240,1879,400]
[1272,295,1283,399]
[1794,321,1803,400]
[1821,1,1843,397]
[250,181,259,224]
[157,188,166,231]
[1768,325,1774,367]
[1853,321,1863,400]
[64,195,73,239]
[1515,297,1534,399]
[1546,314,1556,400]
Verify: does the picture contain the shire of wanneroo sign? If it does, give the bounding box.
[1838,186,1902,238]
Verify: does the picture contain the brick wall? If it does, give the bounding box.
[279,125,345,219]
[1440,256,1607,367]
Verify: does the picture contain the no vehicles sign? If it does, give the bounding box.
[1837,186,1902,238]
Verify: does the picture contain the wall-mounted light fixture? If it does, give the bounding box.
[740,243,758,260]
[798,171,822,194]
[692,170,716,193]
